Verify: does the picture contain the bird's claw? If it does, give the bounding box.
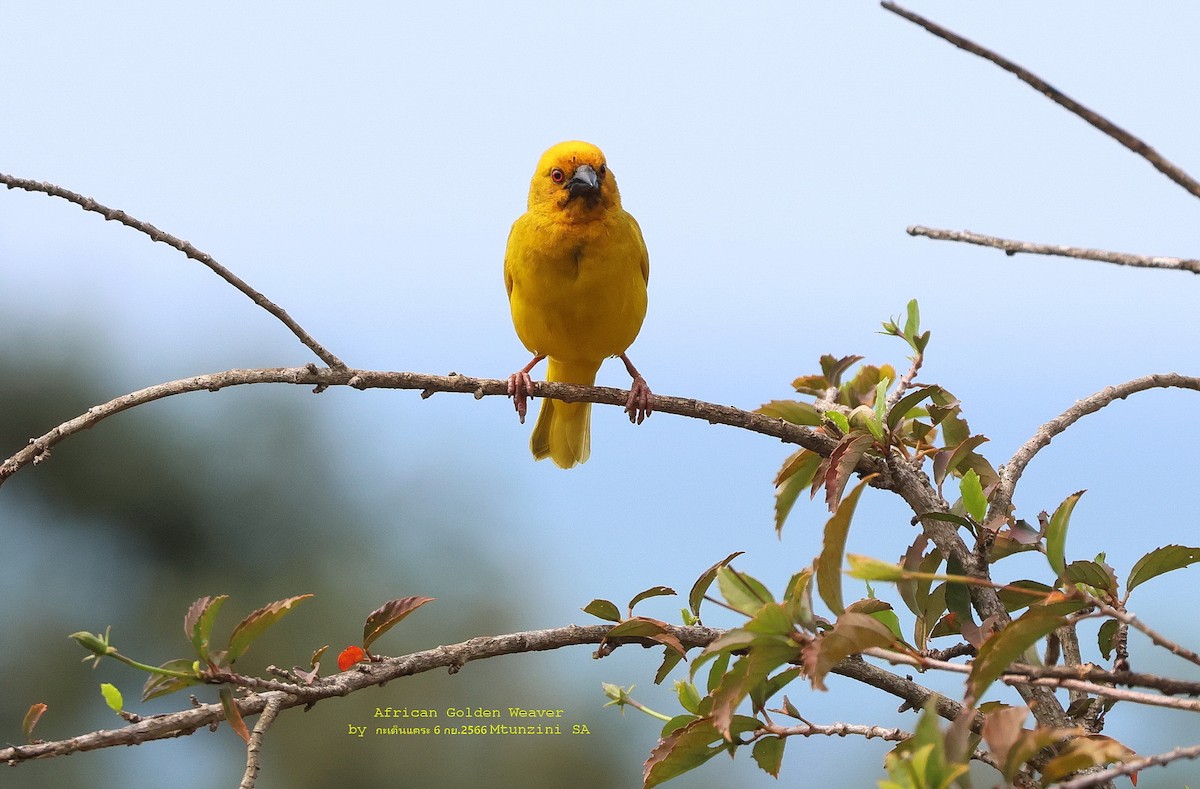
[508,371,534,424]
[625,375,653,425]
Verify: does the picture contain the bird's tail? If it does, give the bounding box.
[531,358,601,469]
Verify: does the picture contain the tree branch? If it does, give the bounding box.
[0,366,846,488]
[906,226,1200,275]
[1054,743,1200,789]
[0,172,346,369]
[881,2,1200,201]
[989,373,1200,523]
[238,697,282,789]
[1,623,722,765]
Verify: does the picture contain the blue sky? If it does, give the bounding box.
[3,3,1200,786]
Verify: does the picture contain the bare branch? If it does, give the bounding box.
[0,366,846,487]
[0,623,722,765]
[238,697,282,789]
[1055,743,1200,789]
[0,173,346,369]
[907,226,1200,275]
[1091,601,1200,672]
[865,647,1200,714]
[881,2,1200,200]
[990,373,1200,522]
[766,720,910,743]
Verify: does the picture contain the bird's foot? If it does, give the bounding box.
[625,375,653,425]
[507,370,535,424]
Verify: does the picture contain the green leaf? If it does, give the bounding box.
[825,409,850,435]
[360,595,434,652]
[846,554,906,582]
[184,595,227,663]
[655,648,685,685]
[752,736,785,778]
[688,552,744,618]
[1064,560,1118,599]
[716,567,775,616]
[1127,544,1200,593]
[141,658,204,702]
[886,385,942,432]
[873,378,890,427]
[967,599,1086,702]
[1097,619,1119,660]
[818,476,874,615]
[773,449,824,535]
[583,599,622,622]
[22,703,47,741]
[628,586,676,615]
[756,399,822,426]
[1046,491,1085,578]
[959,469,985,523]
[100,683,123,713]
[674,680,702,715]
[711,640,798,736]
[642,718,725,788]
[783,569,815,629]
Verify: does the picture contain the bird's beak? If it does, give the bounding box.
[567,164,600,196]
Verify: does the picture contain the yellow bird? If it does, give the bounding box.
[505,141,652,468]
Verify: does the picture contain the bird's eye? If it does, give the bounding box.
[598,164,607,176]
[550,168,565,183]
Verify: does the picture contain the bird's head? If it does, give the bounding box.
[526,140,621,220]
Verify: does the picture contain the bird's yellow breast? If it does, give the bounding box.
[505,206,648,365]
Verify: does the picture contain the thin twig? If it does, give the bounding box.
[1091,601,1200,671]
[0,366,846,487]
[0,173,346,369]
[238,696,282,789]
[881,2,1200,201]
[989,373,1200,522]
[1054,743,1200,789]
[906,226,1200,275]
[864,647,1200,714]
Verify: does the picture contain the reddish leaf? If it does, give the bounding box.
[803,612,895,691]
[688,552,744,618]
[1041,735,1137,782]
[338,645,367,672]
[824,434,874,512]
[607,617,686,657]
[219,687,250,743]
[362,595,435,652]
[22,703,47,742]
[184,595,228,662]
